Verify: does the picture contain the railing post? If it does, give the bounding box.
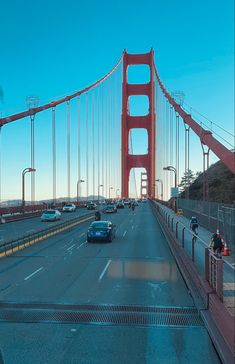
[205,247,210,281]
[171,217,174,232]
[216,258,223,302]
[192,236,195,262]
[182,227,185,248]
[176,221,179,239]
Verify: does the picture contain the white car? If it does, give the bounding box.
[62,203,76,212]
[41,210,61,222]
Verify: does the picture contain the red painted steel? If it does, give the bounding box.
[154,63,235,174]
[121,50,156,198]
[140,172,147,199]
[0,53,124,126]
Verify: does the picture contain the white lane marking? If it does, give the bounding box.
[24,267,44,281]
[67,244,75,251]
[26,229,35,233]
[130,219,133,223]
[0,230,5,232]
[131,225,134,230]
[76,241,87,250]
[79,233,85,237]
[123,230,127,237]
[61,239,74,249]
[99,259,111,282]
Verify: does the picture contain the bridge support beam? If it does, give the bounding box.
[121,50,156,198]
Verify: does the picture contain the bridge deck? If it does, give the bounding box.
[0,203,221,363]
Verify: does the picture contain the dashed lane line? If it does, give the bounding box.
[24,267,44,281]
[99,259,111,282]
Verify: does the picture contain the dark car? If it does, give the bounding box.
[87,221,116,242]
[87,202,97,210]
[104,203,117,213]
[116,200,124,209]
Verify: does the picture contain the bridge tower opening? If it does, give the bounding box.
[121,50,156,198]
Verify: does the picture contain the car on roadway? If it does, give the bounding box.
[116,200,125,209]
[87,221,116,242]
[123,199,130,205]
[41,210,61,222]
[62,203,76,212]
[104,203,117,213]
[87,202,97,210]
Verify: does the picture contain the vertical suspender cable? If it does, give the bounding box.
[97,86,100,191]
[101,83,104,196]
[165,100,168,199]
[108,78,111,196]
[86,93,89,199]
[77,97,81,196]
[67,101,71,201]
[170,106,173,187]
[105,81,108,198]
[0,126,2,206]
[92,90,95,199]
[176,113,179,186]
[184,123,190,198]
[52,107,56,203]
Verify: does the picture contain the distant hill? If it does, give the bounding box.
[0,195,106,207]
[181,159,235,204]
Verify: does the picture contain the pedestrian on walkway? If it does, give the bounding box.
[210,229,224,258]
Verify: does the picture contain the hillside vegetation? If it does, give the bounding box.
[181,159,235,204]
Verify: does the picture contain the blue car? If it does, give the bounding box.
[87,221,116,242]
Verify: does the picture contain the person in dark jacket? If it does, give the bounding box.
[210,229,223,258]
[95,210,101,221]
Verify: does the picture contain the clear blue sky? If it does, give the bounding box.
[0,0,234,201]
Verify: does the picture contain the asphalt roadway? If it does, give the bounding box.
[0,208,91,243]
[0,203,221,364]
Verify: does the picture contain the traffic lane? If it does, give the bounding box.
[0,208,91,242]
[0,322,221,364]
[52,203,194,307]
[0,215,96,302]
[0,209,128,303]
[0,205,221,364]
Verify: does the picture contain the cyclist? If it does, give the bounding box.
[210,229,223,258]
[189,216,199,235]
[95,210,101,221]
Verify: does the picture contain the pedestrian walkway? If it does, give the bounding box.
[158,202,234,264]
[154,201,235,316]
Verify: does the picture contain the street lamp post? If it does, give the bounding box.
[98,184,103,208]
[77,179,85,205]
[163,166,177,188]
[22,167,36,210]
[155,179,163,201]
[109,187,113,200]
[116,188,120,199]
[163,166,177,212]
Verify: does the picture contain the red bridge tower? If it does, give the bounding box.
[121,50,156,198]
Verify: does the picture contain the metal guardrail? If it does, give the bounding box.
[177,198,235,250]
[156,201,234,271]
[150,199,235,363]
[0,212,94,258]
